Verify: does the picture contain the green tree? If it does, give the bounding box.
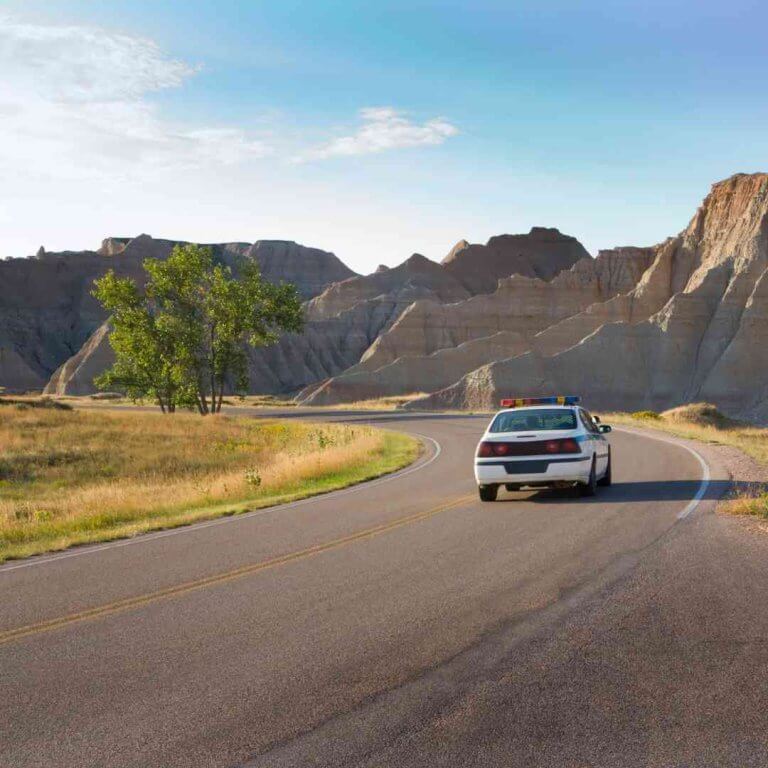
[93,244,304,414]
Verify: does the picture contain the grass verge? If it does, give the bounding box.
[602,403,768,519]
[321,393,430,411]
[0,404,419,562]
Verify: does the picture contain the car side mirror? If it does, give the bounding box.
[592,415,601,424]
[598,424,612,434]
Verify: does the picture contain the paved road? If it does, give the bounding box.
[2,411,767,768]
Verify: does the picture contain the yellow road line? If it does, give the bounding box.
[0,493,475,647]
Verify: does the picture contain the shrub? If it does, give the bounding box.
[244,467,262,488]
[662,403,739,429]
[0,397,72,411]
[631,410,661,421]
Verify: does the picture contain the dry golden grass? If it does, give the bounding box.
[0,405,418,561]
[330,393,430,411]
[603,403,768,466]
[25,391,429,413]
[220,394,298,408]
[603,403,768,519]
[229,393,429,411]
[721,492,768,519]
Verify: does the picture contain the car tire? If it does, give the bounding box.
[479,485,498,502]
[597,450,612,486]
[580,457,597,497]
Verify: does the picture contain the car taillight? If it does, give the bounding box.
[477,442,512,457]
[477,438,580,457]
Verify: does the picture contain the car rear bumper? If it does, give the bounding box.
[474,456,592,485]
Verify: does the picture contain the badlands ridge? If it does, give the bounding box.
[1,173,766,422]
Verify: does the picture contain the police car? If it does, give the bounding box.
[474,396,612,501]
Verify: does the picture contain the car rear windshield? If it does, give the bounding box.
[489,409,577,433]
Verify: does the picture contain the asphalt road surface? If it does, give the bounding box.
[2,410,767,768]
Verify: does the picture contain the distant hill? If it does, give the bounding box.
[0,235,356,392]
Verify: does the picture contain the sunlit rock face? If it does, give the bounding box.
[301,243,653,405]
[409,173,768,422]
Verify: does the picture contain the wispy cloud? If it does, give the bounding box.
[294,107,458,162]
[0,17,271,179]
[0,17,459,182]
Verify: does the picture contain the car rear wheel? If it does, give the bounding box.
[580,457,597,497]
[479,485,498,502]
[597,450,612,486]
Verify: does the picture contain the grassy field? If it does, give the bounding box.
[0,401,419,562]
[322,393,430,410]
[186,393,428,411]
[45,392,427,411]
[603,403,768,519]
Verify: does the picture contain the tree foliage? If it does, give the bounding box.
[93,244,304,414]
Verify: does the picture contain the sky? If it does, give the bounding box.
[1,0,767,273]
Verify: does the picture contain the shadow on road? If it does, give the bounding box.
[498,480,760,505]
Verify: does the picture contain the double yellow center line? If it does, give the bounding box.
[0,493,474,647]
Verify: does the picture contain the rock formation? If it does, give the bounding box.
[44,250,471,396]
[251,233,588,397]
[1,235,355,393]
[45,323,114,396]
[408,173,768,421]
[43,229,587,397]
[241,253,472,394]
[13,174,767,422]
[441,227,591,294]
[300,245,654,404]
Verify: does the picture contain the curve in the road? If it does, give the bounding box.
[3,411,747,768]
[614,425,711,519]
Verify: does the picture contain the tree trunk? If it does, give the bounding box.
[216,381,225,413]
[196,374,209,414]
[209,325,217,415]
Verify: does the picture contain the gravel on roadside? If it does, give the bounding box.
[692,440,768,535]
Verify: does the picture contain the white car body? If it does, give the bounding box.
[474,405,610,493]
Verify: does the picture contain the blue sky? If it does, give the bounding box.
[2,0,767,272]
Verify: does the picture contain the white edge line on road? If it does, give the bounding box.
[0,432,442,575]
[615,426,711,519]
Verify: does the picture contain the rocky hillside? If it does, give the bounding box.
[241,231,587,396]
[41,228,587,396]
[408,173,768,421]
[300,245,654,404]
[0,235,355,393]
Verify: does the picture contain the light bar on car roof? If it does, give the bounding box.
[500,396,581,408]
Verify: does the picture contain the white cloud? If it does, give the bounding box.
[0,18,458,180]
[294,107,458,162]
[0,17,271,179]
